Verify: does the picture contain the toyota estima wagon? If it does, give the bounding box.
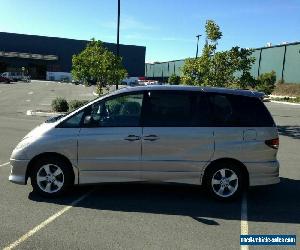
[9,85,279,200]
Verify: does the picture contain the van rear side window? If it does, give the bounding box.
[143,91,211,127]
[208,94,275,127]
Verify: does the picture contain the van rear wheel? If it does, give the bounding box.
[204,163,243,201]
[31,157,73,197]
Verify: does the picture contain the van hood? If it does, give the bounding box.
[23,122,57,139]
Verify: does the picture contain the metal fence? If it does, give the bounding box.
[145,42,300,83]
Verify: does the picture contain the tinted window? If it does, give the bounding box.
[208,95,234,126]
[86,93,143,127]
[59,111,84,128]
[143,91,210,127]
[233,95,275,127]
[208,93,274,127]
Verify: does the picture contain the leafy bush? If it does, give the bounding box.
[255,71,276,95]
[96,84,103,96]
[168,74,181,85]
[51,97,69,112]
[69,100,89,111]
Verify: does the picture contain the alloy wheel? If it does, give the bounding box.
[36,164,64,193]
[211,168,238,198]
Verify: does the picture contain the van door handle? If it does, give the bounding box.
[143,135,159,141]
[124,135,141,141]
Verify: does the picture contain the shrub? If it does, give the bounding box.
[277,79,285,84]
[51,97,69,112]
[95,84,110,96]
[96,84,103,96]
[69,100,89,111]
[255,71,276,95]
[168,74,181,85]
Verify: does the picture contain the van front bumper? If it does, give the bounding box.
[9,159,29,185]
[246,160,280,186]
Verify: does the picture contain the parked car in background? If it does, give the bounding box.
[121,77,142,86]
[2,72,22,81]
[1,72,30,82]
[0,75,11,83]
[9,85,279,200]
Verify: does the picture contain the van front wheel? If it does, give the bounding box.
[205,164,243,201]
[31,157,73,197]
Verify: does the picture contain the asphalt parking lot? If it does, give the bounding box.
[0,81,299,250]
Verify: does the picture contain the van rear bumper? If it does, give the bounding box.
[245,160,280,186]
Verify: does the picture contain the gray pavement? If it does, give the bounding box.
[0,82,299,249]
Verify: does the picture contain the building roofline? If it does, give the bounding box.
[253,41,300,51]
[0,31,145,49]
[146,59,186,65]
[146,41,300,65]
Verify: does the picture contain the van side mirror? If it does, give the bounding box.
[83,115,92,125]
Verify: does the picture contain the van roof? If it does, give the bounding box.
[115,85,264,98]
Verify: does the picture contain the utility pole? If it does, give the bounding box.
[195,34,201,58]
[116,0,120,90]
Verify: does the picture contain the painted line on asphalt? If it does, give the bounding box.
[0,162,9,168]
[3,190,93,250]
[240,193,249,250]
[28,91,34,95]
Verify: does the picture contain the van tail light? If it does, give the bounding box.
[265,138,279,149]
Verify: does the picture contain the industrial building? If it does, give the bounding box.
[145,42,300,84]
[0,32,146,80]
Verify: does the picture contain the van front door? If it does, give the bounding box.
[78,92,144,184]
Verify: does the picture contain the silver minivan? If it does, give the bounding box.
[9,86,280,200]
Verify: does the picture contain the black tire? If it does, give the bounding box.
[204,162,244,201]
[30,156,74,197]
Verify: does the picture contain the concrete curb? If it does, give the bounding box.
[26,110,64,117]
[270,100,300,106]
[269,94,297,99]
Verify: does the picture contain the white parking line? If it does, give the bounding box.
[3,190,93,250]
[241,193,249,250]
[0,162,9,168]
[28,91,34,95]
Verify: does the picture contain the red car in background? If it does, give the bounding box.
[0,75,11,83]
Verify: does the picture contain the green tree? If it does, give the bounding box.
[182,20,255,88]
[168,73,181,85]
[255,71,276,94]
[205,20,222,42]
[71,39,127,95]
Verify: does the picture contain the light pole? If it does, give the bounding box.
[116,0,120,90]
[195,34,201,58]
